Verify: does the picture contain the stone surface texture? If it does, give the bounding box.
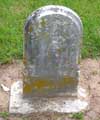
[23,5,83,96]
[9,5,86,114]
[9,81,88,114]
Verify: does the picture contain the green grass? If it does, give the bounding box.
[0,0,100,63]
[71,112,84,120]
[0,111,9,119]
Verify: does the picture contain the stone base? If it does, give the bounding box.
[9,81,88,114]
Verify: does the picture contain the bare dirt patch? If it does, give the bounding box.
[0,59,100,120]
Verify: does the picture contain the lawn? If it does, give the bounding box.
[0,0,100,64]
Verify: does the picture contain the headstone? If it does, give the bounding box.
[23,5,82,97]
[9,5,88,114]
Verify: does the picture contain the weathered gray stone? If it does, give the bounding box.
[23,5,82,97]
[9,81,88,114]
[9,5,88,114]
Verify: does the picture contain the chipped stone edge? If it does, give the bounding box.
[9,81,88,114]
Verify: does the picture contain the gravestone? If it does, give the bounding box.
[9,5,88,114]
[23,5,82,97]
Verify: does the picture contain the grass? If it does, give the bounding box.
[71,112,84,120]
[0,111,9,119]
[0,0,100,63]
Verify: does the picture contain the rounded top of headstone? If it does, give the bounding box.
[24,5,83,85]
[25,5,83,34]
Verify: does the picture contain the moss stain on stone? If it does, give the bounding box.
[23,76,77,94]
[60,76,77,87]
[32,80,54,89]
[40,18,46,27]
[23,83,32,93]
[23,55,27,64]
[28,24,33,32]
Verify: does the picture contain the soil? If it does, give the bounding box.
[0,59,100,120]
